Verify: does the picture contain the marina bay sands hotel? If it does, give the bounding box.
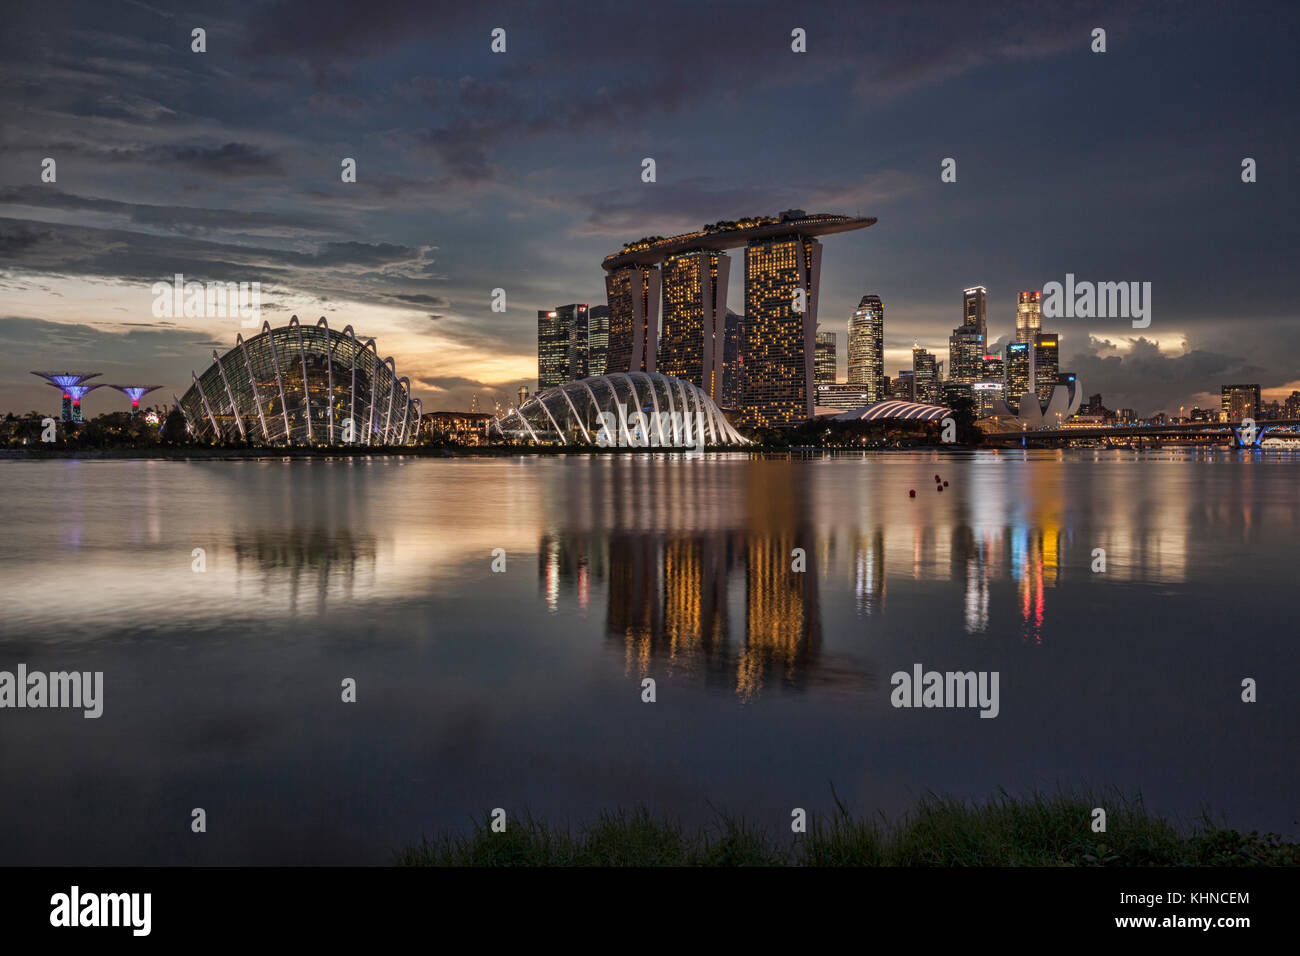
[600,210,875,428]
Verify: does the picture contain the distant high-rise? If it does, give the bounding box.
[537,304,589,388]
[517,385,530,407]
[564,304,590,380]
[963,286,987,342]
[1016,291,1042,344]
[659,249,731,398]
[537,309,569,389]
[890,370,915,401]
[721,310,743,408]
[1032,332,1060,404]
[846,294,885,403]
[982,351,1004,381]
[1005,342,1032,405]
[605,264,661,374]
[741,235,823,427]
[948,326,985,384]
[814,331,837,386]
[911,346,939,404]
[1220,384,1261,421]
[587,305,610,377]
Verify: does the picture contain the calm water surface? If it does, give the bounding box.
[0,451,1296,863]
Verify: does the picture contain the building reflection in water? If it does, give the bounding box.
[537,459,828,701]
[535,453,1195,693]
[231,528,378,613]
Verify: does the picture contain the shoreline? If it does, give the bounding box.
[396,791,1300,867]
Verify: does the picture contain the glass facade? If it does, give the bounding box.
[177,317,420,445]
[814,331,837,386]
[1033,333,1060,404]
[846,294,884,403]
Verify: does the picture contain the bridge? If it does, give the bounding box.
[983,420,1300,448]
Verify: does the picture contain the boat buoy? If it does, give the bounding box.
[909,489,916,497]
[943,480,949,487]
[936,485,943,492]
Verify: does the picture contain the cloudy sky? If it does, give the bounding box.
[1,0,1297,417]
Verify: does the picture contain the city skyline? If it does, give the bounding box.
[1,1,1297,420]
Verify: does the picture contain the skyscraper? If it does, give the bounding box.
[963,286,987,343]
[912,346,939,404]
[847,294,885,403]
[659,249,731,398]
[1032,332,1060,404]
[948,326,985,383]
[1005,342,1031,405]
[587,305,610,377]
[605,264,661,374]
[742,235,822,427]
[537,309,569,389]
[537,304,589,388]
[982,351,1004,381]
[814,331,837,386]
[1016,291,1042,344]
[890,370,915,400]
[1221,384,1261,421]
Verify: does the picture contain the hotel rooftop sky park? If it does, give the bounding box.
[601,211,875,429]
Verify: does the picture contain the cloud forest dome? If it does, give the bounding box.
[177,317,421,445]
[493,372,747,446]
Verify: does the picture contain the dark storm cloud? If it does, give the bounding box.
[0,187,336,235]
[0,0,1296,417]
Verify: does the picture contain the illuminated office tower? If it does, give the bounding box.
[911,346,939,404]
[587,305,610,377]
[890,370,915,400]
[31,372,102,422]
[605,264,661,374]
[563,304,590,380]
[741,235,822,426]
[537,308,569,389]
[814,331,837,386]
[659,249,731,397]
[948,326,984,383]
[1016,290,1042,344]
[539,304,592,387]
[963,285,987,342]
[1005,342,1032,405]
[517,386,530,407]
[847,294,885,402]
[982,351,1004,380]
[1220,384,1261,421]
[107,384,162,417]
[1032,332,1059,404]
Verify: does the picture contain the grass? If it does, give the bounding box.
[395,789,1299,867]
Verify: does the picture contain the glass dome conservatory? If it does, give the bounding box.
[176,317,421,445]
[492,371,747,447]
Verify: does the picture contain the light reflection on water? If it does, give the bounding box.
[0,450,1296,863]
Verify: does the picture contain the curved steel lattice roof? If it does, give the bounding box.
[833,400,953,422]
[176,317,421,445]
[492,372,747,447]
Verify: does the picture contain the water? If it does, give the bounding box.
[0,451,1296,864]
